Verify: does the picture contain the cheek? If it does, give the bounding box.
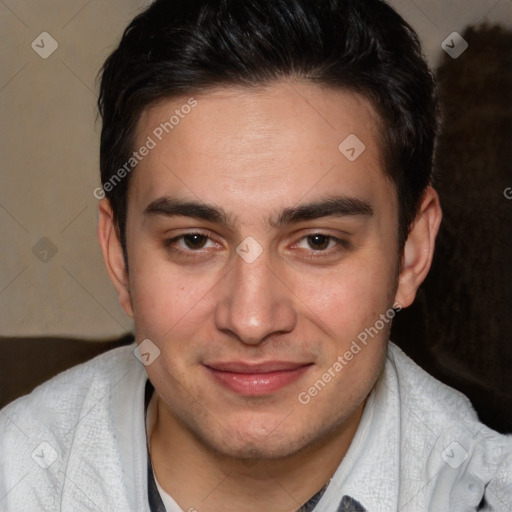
[128,248,217,340]
[294,253,397,341]
[128,259,215,388]
[295,265,392,413]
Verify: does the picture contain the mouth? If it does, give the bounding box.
[204,361,313,396]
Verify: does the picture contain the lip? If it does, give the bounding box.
[204,361,312,396]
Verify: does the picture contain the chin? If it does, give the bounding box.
[213,432,307,461]
[193,413,324,461]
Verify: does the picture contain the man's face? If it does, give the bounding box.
[123,81,401,458]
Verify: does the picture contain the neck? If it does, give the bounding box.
[149,396,365,512]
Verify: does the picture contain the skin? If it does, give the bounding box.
[98,80,441,511]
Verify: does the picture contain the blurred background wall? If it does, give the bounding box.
[1,0,511,339]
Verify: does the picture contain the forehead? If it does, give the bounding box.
[129,80,390,218]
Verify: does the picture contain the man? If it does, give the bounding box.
[1,0,511,511]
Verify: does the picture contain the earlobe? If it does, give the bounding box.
[97,199,134,318]
[395,186,442,308]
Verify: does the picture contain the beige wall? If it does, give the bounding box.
[1,0,510,339]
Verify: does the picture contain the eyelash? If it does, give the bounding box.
[164,232,218,253]
[163,232,350,259]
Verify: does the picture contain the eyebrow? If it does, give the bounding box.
[144,197,231,224]
[143,196,373,227]
[273,196,373,226]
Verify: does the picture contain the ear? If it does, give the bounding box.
[97,199,134,318]
[395,186,442,308]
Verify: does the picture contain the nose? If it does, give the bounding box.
[214,249,297,346]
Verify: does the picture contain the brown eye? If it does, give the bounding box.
[182,234,209,249]
[164,233,216,253]
[306,234,332,251]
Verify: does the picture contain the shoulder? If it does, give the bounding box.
[387,343,512,511]
[1,343,138,433]
[387,342,479,423]
[0,343,143,510]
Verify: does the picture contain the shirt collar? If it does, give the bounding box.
[312,349,400,512]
